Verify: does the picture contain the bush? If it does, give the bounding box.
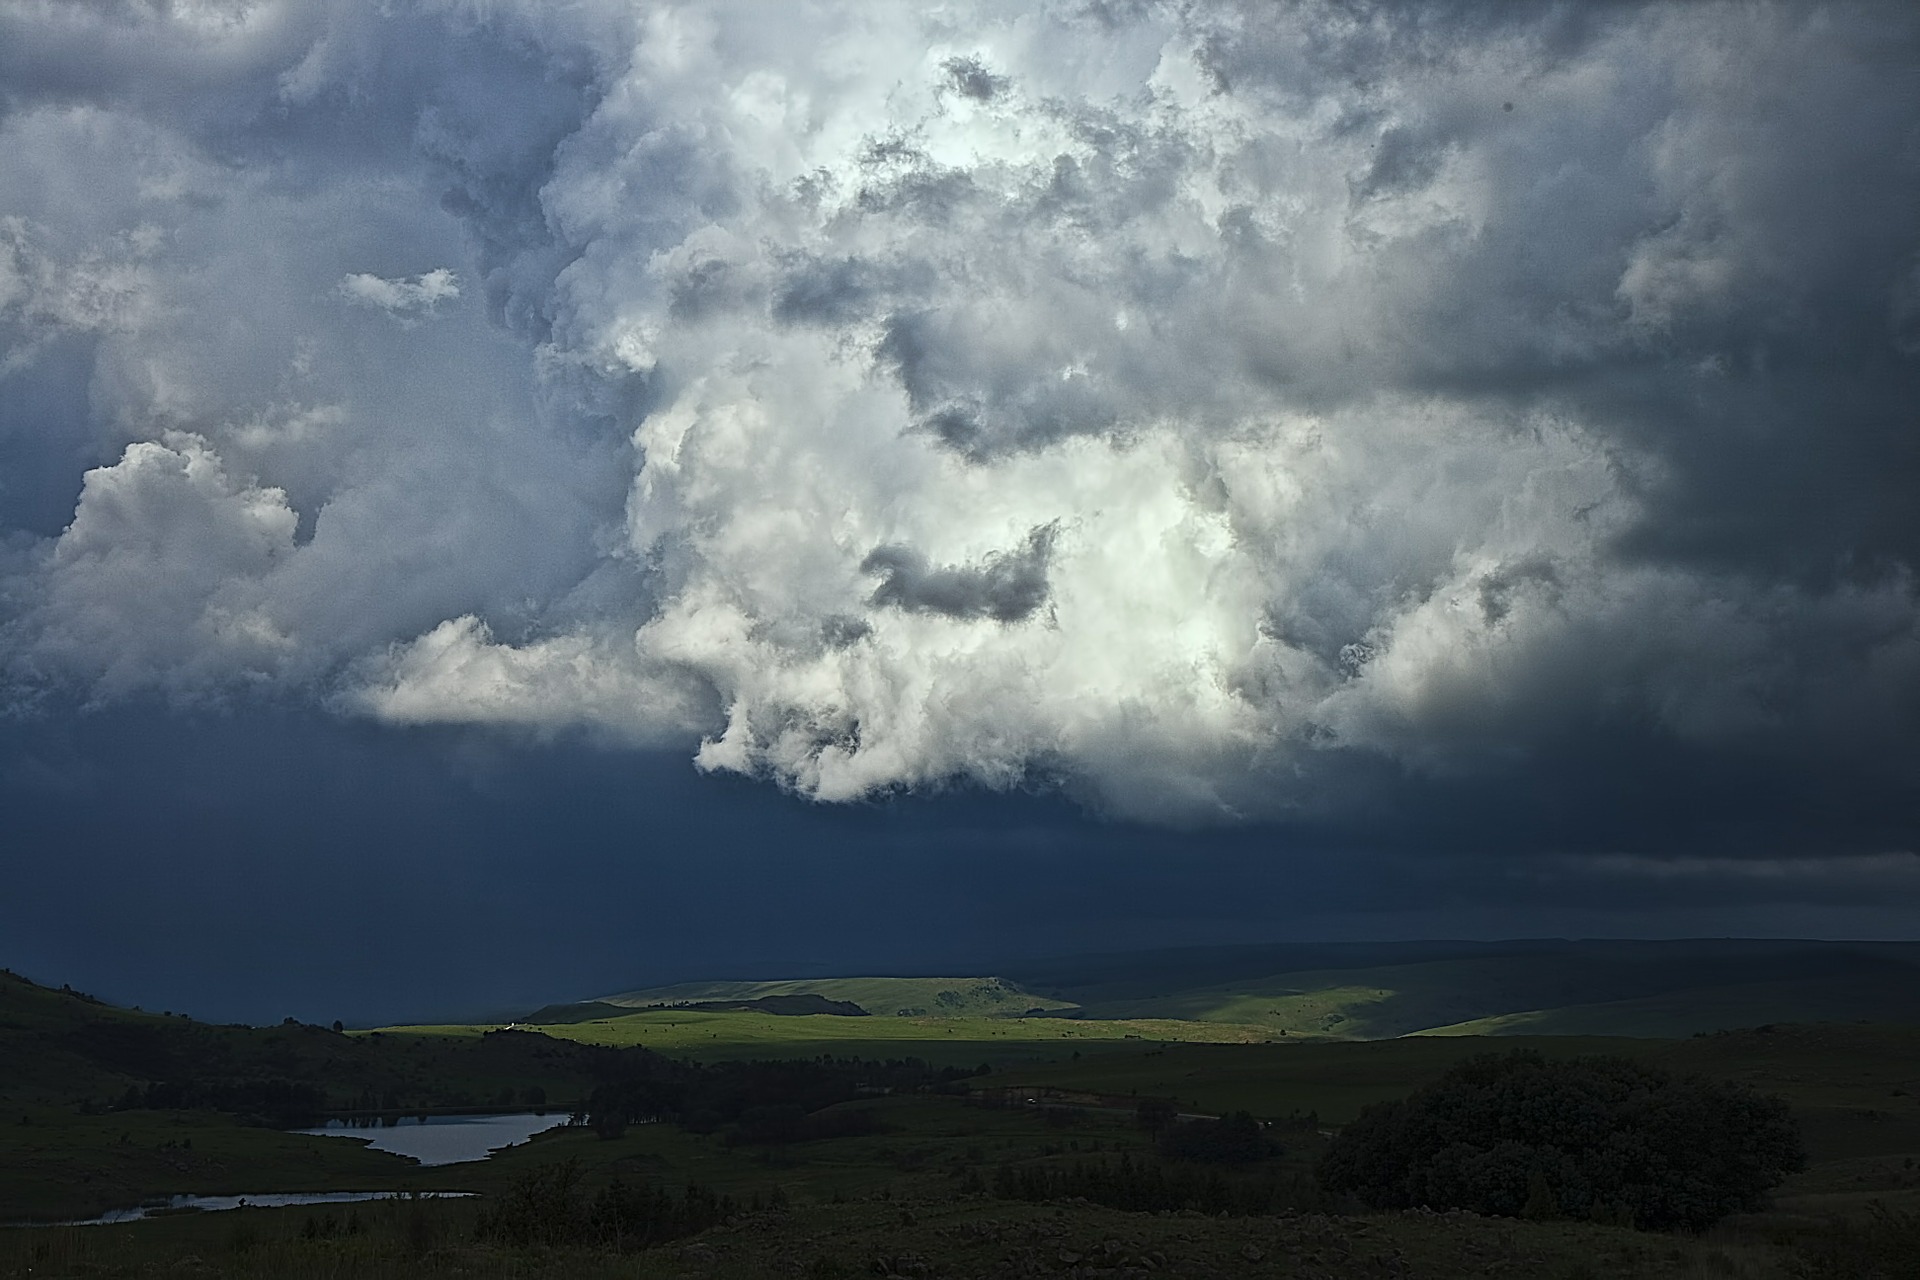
[1317,1051,1803,1232]
[1791,1202,1920,1278]
[724,1102,883,1145]
[474,1161,590,1247]
[1156,1111,1279,1164]
[475,1160,735,1250]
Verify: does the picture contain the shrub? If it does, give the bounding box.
[1156,1111,1279,1164]
[724,1102,883,1145]
[1791,1201,1920,1278]
[474,1161,589,1247]
[1317,1051,1803,1232]
[474,1160,735,1250]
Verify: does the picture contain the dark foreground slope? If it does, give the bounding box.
[0,968,680,1221]
[5,966,1920,1278]
[0,968,667,1121]
[0,1190,1820,1279]
[0,971,972,1222]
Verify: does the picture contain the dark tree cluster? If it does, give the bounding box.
[474,1160,734,1250]
[65,1022,188,1081]
[1154,1111,1280,1164]
[723,1102,883,1145]
[1317,1052,1804,1231]
[582,1055,984,1140]
[118,1078,328,1127]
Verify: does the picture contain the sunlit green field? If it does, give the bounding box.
[375,1009,1286,1064]
[595,975,1080,1018]
[522,943,1920,1044]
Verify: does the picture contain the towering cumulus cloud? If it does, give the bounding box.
[2,1,1917,829]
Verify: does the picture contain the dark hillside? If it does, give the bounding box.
[0,969,670,1121]
[519,1001,634,1025]
[682,995,869,1016]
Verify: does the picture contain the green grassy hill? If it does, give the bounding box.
[1414,973,1920,1038]
[1009,939,1920,1039]
[574,940,1920,1043]
[594,975,1077,1019]
[382,1007,1275,1066]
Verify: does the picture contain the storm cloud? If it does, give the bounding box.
[2,0,1918,845]
[864,524,1056,623]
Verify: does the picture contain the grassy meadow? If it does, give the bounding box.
[595,975,1080,1018]
[537,940,1920,1042]
[387,1007,1281,1064]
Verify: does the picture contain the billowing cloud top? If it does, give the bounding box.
[2,1,1917,835]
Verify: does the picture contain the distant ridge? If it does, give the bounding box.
[566,939,1920,1041]
[592,976,1076,1019]
[521,994,868,1022]
[1001,938,1920,1039]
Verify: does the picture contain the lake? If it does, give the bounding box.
[293,1110,572,1165]
[5,1113,567,1229]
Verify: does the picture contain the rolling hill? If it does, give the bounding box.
[551,939,1920,1042]
[594,975,1077,1019]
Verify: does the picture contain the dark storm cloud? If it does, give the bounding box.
[1188,1,1920,585]
[4,705,1915,1024]
[0,0,1916,849]
[769,252,939,329]
[876,310,1124,459]
[863,524,1057,623]
[941,55,1010,103]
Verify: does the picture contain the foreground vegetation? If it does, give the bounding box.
[1319,1053,1806,1230]
[5,967,1920,1277]
[19,1187,1870,1280]
[5,1100,1918,1279]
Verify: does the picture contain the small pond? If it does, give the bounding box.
[293,1110,572,1166]
[24,1191,475,1228]
[4,1113,567,1228]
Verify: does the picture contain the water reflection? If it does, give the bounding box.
[294,1111,571,1165]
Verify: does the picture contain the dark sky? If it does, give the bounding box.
[6,701,1916,1026]
[2,2,1918,1024]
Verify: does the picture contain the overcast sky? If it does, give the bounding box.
[3,1,1918,1024]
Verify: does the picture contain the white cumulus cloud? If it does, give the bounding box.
[2,0,1918,830]
[336,268,461,321]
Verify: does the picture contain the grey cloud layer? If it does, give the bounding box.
[2,1,1917,837]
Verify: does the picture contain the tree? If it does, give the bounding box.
[1135,1097,1176,1134]
[1318,1051,1803,1232]
[1156,1111,1278,1164]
